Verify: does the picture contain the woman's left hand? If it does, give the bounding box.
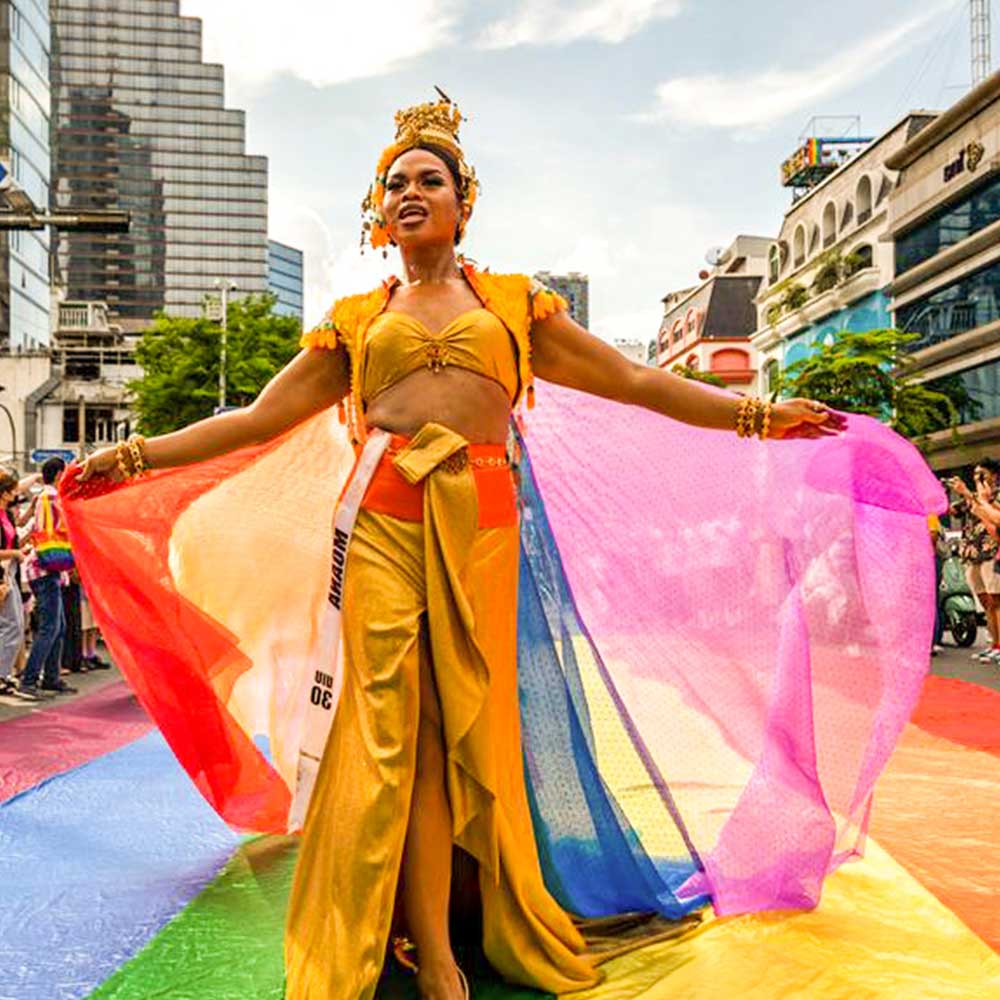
[767,398,847,440]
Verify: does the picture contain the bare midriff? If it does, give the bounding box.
[365,366,512,445]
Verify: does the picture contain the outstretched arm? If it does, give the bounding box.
[530,310,844,439]
[81,345,351,479]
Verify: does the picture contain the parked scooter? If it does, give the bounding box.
[939,546,983,647]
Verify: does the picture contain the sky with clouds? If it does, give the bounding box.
[180,0,986,343]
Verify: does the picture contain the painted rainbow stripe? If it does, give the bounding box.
[1,677,998,999]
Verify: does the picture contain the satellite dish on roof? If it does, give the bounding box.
[705,245,730,267]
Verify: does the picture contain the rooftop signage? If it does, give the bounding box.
[943,140,986,182]
[781,137,873,189]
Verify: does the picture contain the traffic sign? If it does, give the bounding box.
[31,448,76,465]
[0,161,11,193]
[203,293,224,321]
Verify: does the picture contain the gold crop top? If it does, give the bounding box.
[360,307,519,407]
[301,266,570,446]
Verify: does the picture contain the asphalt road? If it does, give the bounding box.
[932,634,1000,692]
[1,633,995,726]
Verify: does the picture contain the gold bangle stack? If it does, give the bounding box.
[115,435,149,480]
[735,397,773,440]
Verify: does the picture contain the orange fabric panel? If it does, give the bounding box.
[361,438,516,528]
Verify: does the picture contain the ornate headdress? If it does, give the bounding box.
[361,88,479,252]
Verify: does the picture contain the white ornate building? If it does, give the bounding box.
[752,113,936,397]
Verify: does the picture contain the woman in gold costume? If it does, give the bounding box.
[80,96,841,1000]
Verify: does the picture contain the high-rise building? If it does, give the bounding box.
[1,0,52,350]
[50,1,269,332]
[267,238,303,320]
[533,271,589,328]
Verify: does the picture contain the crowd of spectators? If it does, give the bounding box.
[0,457,109,702]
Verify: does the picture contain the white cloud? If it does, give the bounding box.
[268,193,394,328]
[180,0,458,91]
[477,0,683,49]
[552,233,642,281]
[644,4,951,129]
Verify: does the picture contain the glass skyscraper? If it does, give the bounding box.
[1,0,52,350]
[267,238,303,320]
[50,0,268,331]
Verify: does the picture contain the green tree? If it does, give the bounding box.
[129,294,301,436]
[671,363,728,389]
[772,327,977,440]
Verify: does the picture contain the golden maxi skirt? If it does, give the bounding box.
[284,423,600,999]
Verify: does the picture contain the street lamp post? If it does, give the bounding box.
[214,279,238,410]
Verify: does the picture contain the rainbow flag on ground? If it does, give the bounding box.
[2,674,998,999]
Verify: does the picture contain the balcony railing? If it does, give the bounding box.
[59,306,91,329]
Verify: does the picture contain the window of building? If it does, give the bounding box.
[62,405,79,443]
[927,358,1000,425]
[63,405,115,445]
[793,225,806,267]
[768,244,780,284]
[710,348,750,373]
[809,224,820,255]
[763,358,781,397]
[896,256,1000,350]
[822,202,837,248]
[895,171,1000,275]
[856,175,872,225]
[841,201,854,230]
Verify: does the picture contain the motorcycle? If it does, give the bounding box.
[939,548,982,647]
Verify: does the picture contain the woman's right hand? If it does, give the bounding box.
[79,446,122,483]
[947,476,972,500]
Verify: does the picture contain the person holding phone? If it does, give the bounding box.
[947,459,1000,662]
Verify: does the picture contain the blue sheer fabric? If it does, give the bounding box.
[514,430,707,919]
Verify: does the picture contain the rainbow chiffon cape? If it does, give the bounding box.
[60,383,945,919]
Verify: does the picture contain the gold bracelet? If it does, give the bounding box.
[115,441,136,480]
[736,397,772,439]
[126,435,148,476]
[736,397,759,438]
[735,398,748,437]
[759,402,772,440]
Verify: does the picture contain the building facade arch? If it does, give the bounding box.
[822,201,837,248]
[793,224,806,267]
[856,173,873,224]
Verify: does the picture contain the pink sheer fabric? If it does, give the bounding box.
[523,383,945,914]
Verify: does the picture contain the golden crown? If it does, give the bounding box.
[393,98,464,158]
[362,88,478,252]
